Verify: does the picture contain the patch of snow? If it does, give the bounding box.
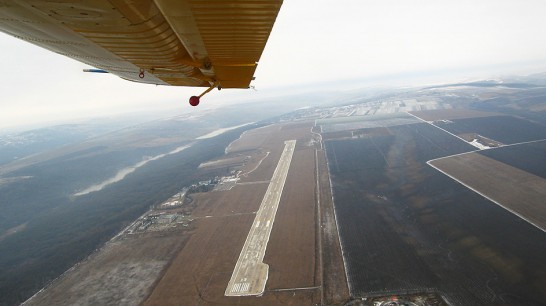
[469,139,491,150]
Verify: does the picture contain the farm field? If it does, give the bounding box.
[318,113,420,133]
[316,140,351,305]
[434,115,546,144]
[478,140,546,179]
[429,152,546,231]
[25,229,190,306]
[321,114,546,305]
[408,109,501,121]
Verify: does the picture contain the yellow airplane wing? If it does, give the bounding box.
[0,0,283,105]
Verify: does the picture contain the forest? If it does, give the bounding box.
[0,125,256,306]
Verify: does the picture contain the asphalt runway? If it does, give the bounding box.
[225,140,296,296]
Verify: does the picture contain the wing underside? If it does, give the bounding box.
[0,0,282,88]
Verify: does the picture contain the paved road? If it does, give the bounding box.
[225,140,296,296]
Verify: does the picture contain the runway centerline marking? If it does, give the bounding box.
[225,140,296,296]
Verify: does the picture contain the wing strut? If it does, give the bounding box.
[189,81,221,106]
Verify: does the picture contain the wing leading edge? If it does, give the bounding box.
[0,0,282,92]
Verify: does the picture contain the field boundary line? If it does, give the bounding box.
[428,138,546,164]
[410,111,546,163]
[491,138,546,149]
[427,160,545,233]
[406,111,470,144]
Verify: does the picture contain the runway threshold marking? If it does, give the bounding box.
[225,140,297,296]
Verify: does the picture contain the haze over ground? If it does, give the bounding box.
[2,0,546,129]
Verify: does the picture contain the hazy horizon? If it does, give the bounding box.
[3,0,546,130]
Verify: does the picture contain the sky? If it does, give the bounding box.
[2,0,546,131]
